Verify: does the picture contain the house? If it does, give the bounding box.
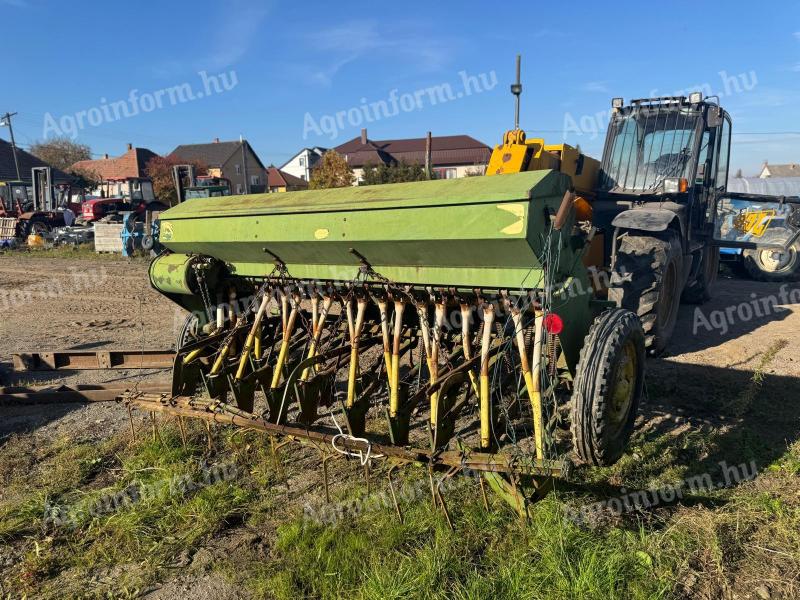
[70,143,160,199]
[170,138,267,194]
[759,162,800,178]
[280,147,327,182]
[267,166,308,193]
[332,129,491,183]
[0,138,72,185]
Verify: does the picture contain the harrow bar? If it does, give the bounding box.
[122,391,568,478]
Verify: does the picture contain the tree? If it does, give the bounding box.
[29,137,92,171]
[360,161,429,186]
[309,151,354,189]
[145,155,208,206]
[69,166,102,192]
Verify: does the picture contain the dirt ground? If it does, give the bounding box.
[1,252,798,599]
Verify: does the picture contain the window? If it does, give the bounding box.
[236,183,243,194]
[299,157,305,166]
[715,117,731,190]
[250,175,260,185]
[235,164,241,174]
[300,174,305,181]
[433,167,457,179]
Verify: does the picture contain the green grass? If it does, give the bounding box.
[0,242,147,261]
[1,362,798,599]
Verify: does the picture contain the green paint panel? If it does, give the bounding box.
[156,171,571,290]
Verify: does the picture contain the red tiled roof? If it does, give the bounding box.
[71,147,159,180]
[334,134,490,168]
[267,167,308,188]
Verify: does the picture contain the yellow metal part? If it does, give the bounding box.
[270,293,299,389]
[486,129,600,197]
[389,299,405,417]
[511,308,545,460]
[346,298,367,408]
[235,293,272,380]
[480,303,495,449]
[733,209,776,237]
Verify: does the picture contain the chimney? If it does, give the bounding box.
[424,131,432,178]
[213,137,220,143]
[126,143,132,151]
[360,128,368,145]
[103,153,109,159]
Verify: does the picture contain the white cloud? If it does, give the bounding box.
[299,20,455,86]
[793,31,800,40]
[203,1,271,71]
[582,81,610,93]
[150,0,270,78]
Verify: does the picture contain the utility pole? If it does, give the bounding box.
[240,134,249,194]
[1,112,21,180]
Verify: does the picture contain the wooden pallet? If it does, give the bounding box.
[0,217,17,241]
[93,223,123,253]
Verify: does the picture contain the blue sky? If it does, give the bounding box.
[4,0,799,175]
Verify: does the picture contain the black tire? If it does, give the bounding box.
[570,308,645,467]
[742,234,800,282]
[608,230,683,356]
[682,245,720,304]
[141,234,155,252]
[177,313,200,350]
[25,220,51,238]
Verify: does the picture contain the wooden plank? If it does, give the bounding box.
[13,349,176,371]
[93,223,123,252]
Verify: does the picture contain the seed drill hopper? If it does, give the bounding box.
[130,163,646,512]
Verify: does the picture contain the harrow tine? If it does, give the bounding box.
[480,303,495,449]
[429,300,446,428]
[270,293,300,389]
[529,311,546,460]
[377,298,392,381]
[387,464,403,523]
[460,302,480,397]
[345,297,367,409]
[389,298,405,418]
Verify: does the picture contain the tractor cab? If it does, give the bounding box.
[594,94,733,250]
[0,180,32,216]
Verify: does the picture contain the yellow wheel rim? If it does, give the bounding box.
[609,340,637,426]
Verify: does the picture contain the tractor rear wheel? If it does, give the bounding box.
[608,230,683,355]
[681,245,719,304]
[570,308,645,467]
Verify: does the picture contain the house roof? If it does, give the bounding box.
[170,139,266,171]
[279,147,328,169]
[71,146,159,180]
[763,163,800,177]
[334,134,491,168]
[267,166,308,188]
[0,138,72,184]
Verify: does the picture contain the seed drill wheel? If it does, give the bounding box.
[177,313,200,349]
[608,230,683,355]
[570,308,645,467]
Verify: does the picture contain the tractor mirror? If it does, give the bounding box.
[707,106,722,128]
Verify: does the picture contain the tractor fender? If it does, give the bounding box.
[611,208,680,233]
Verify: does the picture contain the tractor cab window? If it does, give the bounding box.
[715,117,731,191]
[600,106,701,192]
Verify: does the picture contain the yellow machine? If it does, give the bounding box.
[487,130,599,196]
